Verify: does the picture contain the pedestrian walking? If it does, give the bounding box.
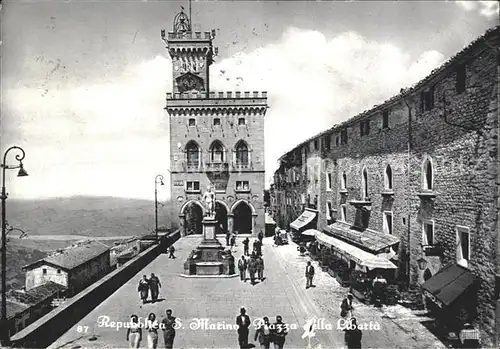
[235,307,251,349]
[247,254,258,285]
[258,230,264,245]
[256,255,265,281]
[145,313,159,349]
[343,317,362,349]
[126,314,142,349]
[271,315,288,349]
[254,316,272,349]
[340,294,354,318]
[305,261,315,289]
[161,309,177,349]
[243,237,250,256]
[149,273,161,303]
[138,275,150,304]
[226,231,231,246]
[231,233,236,248]
[252,239,259,255]
[238,255,248,282]
[168,245,176,259]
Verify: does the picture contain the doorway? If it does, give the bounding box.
[233,201,253,234]
[215,202,228,234]
[184,202,203,234]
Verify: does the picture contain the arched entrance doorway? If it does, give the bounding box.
[215,202,228,234]
[233,201,253,234]
[184,202,203,234]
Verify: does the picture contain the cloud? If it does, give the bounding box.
[211,27,445,185]
[456,1,499,18]
[3,56,173,199]
[4,27,445,198]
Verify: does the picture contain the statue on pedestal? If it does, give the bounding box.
[202,184,216,218]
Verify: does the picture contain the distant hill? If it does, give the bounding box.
[6,196,176,237]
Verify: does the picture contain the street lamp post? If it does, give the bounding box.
[1,146,28,343]
[155,174,164,242]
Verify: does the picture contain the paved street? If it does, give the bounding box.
[48,236,447,349]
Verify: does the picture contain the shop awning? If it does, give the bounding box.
[302,229,320,237]
[421,264,478,308]
[265,214,276,225]
[325,222,399,253]
[290,209,317,231]
[316,232,397,270]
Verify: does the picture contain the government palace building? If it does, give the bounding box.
[164,9,268,237]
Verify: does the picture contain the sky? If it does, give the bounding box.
[0,0,498,200]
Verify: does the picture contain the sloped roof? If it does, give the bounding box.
[278,25,499,163]
[24,240,110,271]
[10,282,66,305]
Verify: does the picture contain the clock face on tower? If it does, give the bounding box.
[176,72,205,93]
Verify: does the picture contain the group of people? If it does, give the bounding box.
[236,307,288,349]
[137,273,162,304]
[238,231,265,285]
[126,309,177,349]
[238,253,265,284]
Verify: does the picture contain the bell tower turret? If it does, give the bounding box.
[161,6,218,95]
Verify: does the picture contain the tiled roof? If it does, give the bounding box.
[10,282,66,305]
[279,25,499,162]
[325,221,399,253]
[24,240,110,271]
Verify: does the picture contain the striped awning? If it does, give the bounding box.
[316,232,396,270]
[290,209,317,230]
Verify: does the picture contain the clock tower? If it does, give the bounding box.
[161,7,216,94]
[162,5,268,238]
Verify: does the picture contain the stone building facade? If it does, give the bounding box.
[163,9,268,236]
[23,240,111,297]
[271,26,499,345]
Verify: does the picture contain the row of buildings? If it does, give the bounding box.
[270,26,499,345]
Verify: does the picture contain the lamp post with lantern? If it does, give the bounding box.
[155,174,164,242]
[1,146,28,343]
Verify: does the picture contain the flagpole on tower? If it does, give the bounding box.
[189,0,192,31]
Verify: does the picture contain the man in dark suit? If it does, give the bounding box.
[305,261,315,289]
[235,307,251,348]
[237,255,247,282]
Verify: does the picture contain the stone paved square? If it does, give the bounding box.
[47,237,447,349]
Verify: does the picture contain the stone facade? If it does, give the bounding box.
[164,12,268,237]
[271,26,499,345]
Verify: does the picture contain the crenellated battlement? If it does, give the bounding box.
[167,31,212,40]
[167,91,268,100]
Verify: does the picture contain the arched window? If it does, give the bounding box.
[362,168,368,200]
[341,172,347,190]
[186,141,200,167]
[423,157,433,190]
[209,140,225,163]
[235,140,249,166]
[385,165,393,190]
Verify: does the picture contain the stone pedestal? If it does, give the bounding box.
[183,216,235,276]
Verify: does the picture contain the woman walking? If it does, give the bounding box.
[126,314,142,348]
[146,312,160,348]
[254,316,272,349]
[138,275,150,304]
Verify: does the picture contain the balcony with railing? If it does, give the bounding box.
[205,162,229,172]
[232,161,253,171]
